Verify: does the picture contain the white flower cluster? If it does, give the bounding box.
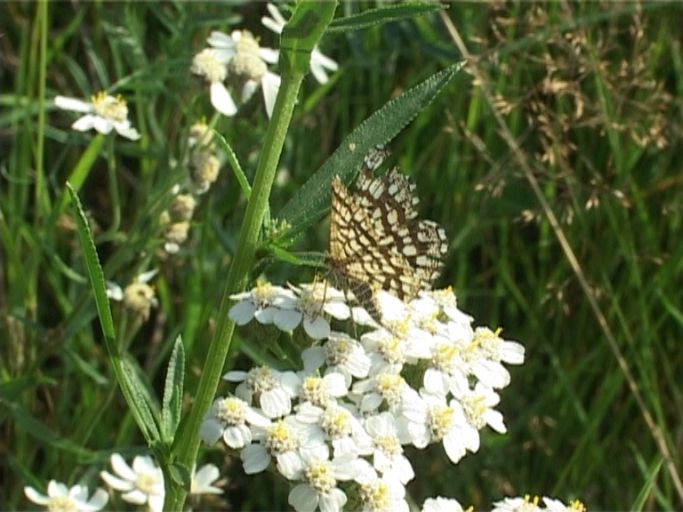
[493,495,587,512]
[191,4,337,118]
[24,453,222,512]
[203,281,525,512]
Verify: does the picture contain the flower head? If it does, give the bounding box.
[24,480,108,512]
[200,395,271,448]
[55,92,140,140]
[191,48,237,116]
[106,270,158,321]
[100,454,164,512]
[207,30,280,118]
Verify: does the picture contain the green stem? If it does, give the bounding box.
[164,69,306,512]
[35,0,50,221]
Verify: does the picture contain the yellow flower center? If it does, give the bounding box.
[191,49,227,83]
[266,420,299,454]
[47,496,78,512]
[91,91,128,122]
[228,31,267,81]
[216,397,247,425]
[360,481,391,512]
[304,461,335,493]
[428,405,454,440]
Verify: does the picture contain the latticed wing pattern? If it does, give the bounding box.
[328,164,448,318]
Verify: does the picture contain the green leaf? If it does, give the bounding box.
[328,2,446,32]
[68,183,161,444]
[213,130,251,199]
[67,183,116,347]
[120,358,161,443]
[1,400,93,458]
[277,61,465,240]
[161,337,185,443]
[279,0,338,75]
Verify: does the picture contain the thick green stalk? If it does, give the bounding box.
[165,74,303,511]
[165,4,338,508]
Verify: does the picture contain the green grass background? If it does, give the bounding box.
[1,1,682,510]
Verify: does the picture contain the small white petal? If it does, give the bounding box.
[200,418,224,445]
[319,487,347,512]
[55,96,93,112]
[262,16,284,35]
[110,453,137,481]
[303,315,330,339]
[87,489,109,510]
[207,31,235,49]
[241,444,271,474]
[114,123,141,141]
[242,80,259,103]
[289,484,319,512]
[121,489,148,505]
[259,47,279,64]
[210,81,238,116]
[229,301,257,325]
[273,308,302,331]
[24,487,49,505]
[261,71,281,118]
[71,114,99,132]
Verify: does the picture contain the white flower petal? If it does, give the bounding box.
[110,453,137,481]
[55,96,93,113]
[207,31,236,49]
[229,301,257,325]
[71,114,98,132]
[210,81,237,116]
[261,71,281,118]
[319,487,347,512]
[259,47,279,64]
[24,487,49,505]
[114,123,141,141]
[86,489,109,510]
[303,315,330,339]
[273,308,302,331]
[289,484,319,512]
[241,444,271,474]
[121,489,148,505]
[200,417,224,445]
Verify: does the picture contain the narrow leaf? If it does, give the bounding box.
[328,3,446,33]
[277,61,465,239]
[67,183,116,346]
[120,358,161,443]
[68,183,161,444]
[213,130,251,199]
[161,337,185,443]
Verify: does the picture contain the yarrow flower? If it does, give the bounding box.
[492,495,587,512]
[261,2,339,84]
[207,30,280,117]
[422,496,467,512]
[224,366,300,418]
[54,92,140,140]
[200,395,271,448]
[106,269,158,321]
[100,454,164,512]
[229,281,296,326]
[284,444,369,512]
[219,280,532,511]
[24,480,108,512]
[273,282,351,339]
[100,453,223,511]
[191,48,237,116]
